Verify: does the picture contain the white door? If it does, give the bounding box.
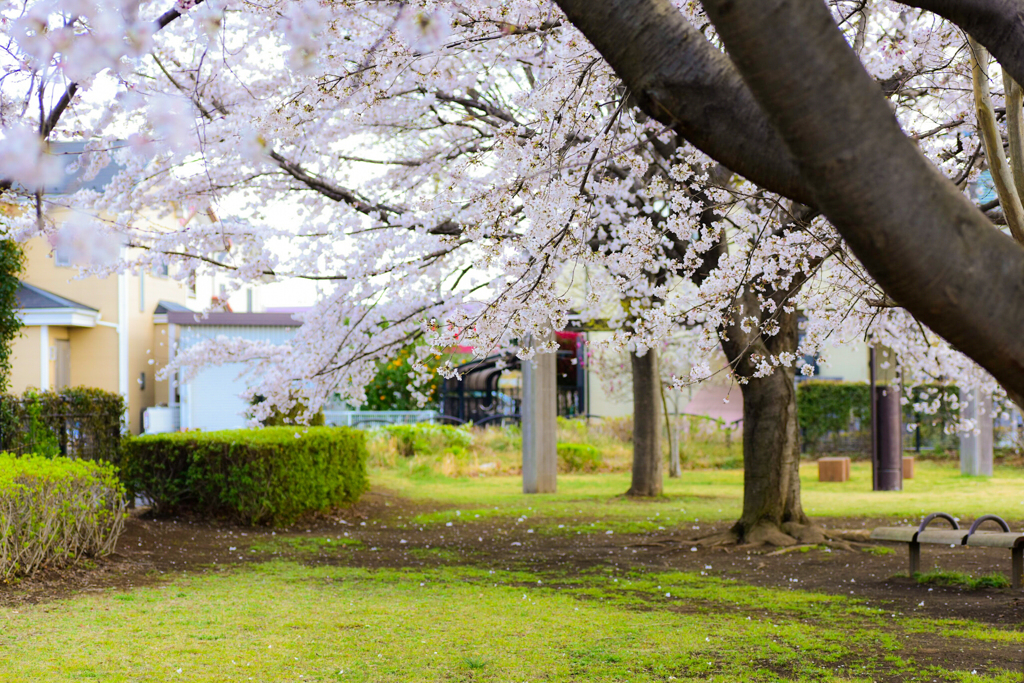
[54,340,71,390]
[187,363,251,431]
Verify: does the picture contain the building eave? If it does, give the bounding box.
[19,307,100,328]
[166,311,300,327]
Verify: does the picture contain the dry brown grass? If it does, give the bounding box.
[364,417,742,478]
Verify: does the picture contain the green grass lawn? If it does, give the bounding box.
[2,460,1024,682]
[375,460,1024,532]
[2,562,1020,682]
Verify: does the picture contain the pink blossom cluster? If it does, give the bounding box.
[0,0,1009,425]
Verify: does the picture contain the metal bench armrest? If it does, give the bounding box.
[917,512,959,533]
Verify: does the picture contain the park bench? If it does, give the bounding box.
[870,513,1024,588]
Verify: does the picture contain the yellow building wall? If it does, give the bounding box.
[17,221,195,433]
[152,322,171,405]
[20,236,119,319]
[816,340,870,383]
[10,327,40,392]
[68,326,119,392]
[127,274,150,433]
[19,234,121,403]
[127,269,192,433]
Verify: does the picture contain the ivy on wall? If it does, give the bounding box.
[797,380,871,454]
[0,240,24,394]
[0,387,125,463]
[797,380,962,456]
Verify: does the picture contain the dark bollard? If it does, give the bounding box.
[873,386,903,490]
[870,346,903,491]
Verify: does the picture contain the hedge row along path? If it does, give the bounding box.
[2,489,1023,679]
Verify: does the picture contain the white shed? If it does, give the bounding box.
[165,312,300,432]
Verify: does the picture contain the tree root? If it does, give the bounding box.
[693,529,740,547]
[825,529,872,543]
[764,543,824,556]
[824,540,854,552]
[781,521,827,545]
[676,520,856,550]
[744,520,798,546]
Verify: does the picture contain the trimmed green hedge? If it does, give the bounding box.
[796,381,870,454]
[0,452,127,580]
[797,380,961,455]
[122,427,368,526]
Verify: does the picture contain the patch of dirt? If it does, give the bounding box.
[3,490,1024,677]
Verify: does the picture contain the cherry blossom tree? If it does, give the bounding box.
[0,0,1018,543]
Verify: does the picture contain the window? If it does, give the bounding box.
[53,245,72,268]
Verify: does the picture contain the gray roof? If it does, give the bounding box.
[17,282,98,311]
[166,311,300,327]
[42,141,123,196]
[154,300,193,314]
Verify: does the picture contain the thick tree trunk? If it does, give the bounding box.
[628,349,663,496]
[714,296,825,546]
[732,365,814,545]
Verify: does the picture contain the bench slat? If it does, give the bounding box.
[870,527,918,542]
[917,529,968,545]
[965,532,1024,549]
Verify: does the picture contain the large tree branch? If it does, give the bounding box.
[554,0,814,205]
[1003,68,1024,201]
[49,2,205,139]
[969,37,1024,243]
[553,0,957,208]
[693,0,1024,397]
[1,0,205,192]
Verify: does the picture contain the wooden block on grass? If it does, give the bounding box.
[903,455,914,480]
[818,456,850,482]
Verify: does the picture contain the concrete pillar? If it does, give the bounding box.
[522,333,557,494]
[959,388,993,476]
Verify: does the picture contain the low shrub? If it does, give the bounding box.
[591,416,633,443]
[557,443,602,472]
[122,427,368,526]
[556,416,589,443]
[913,569,1010,590]
[367,423,484,478]
[0,453,127,581]
[384,423,474,458]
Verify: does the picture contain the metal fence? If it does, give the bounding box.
[323,410,439,429]
[0,396,122,462]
